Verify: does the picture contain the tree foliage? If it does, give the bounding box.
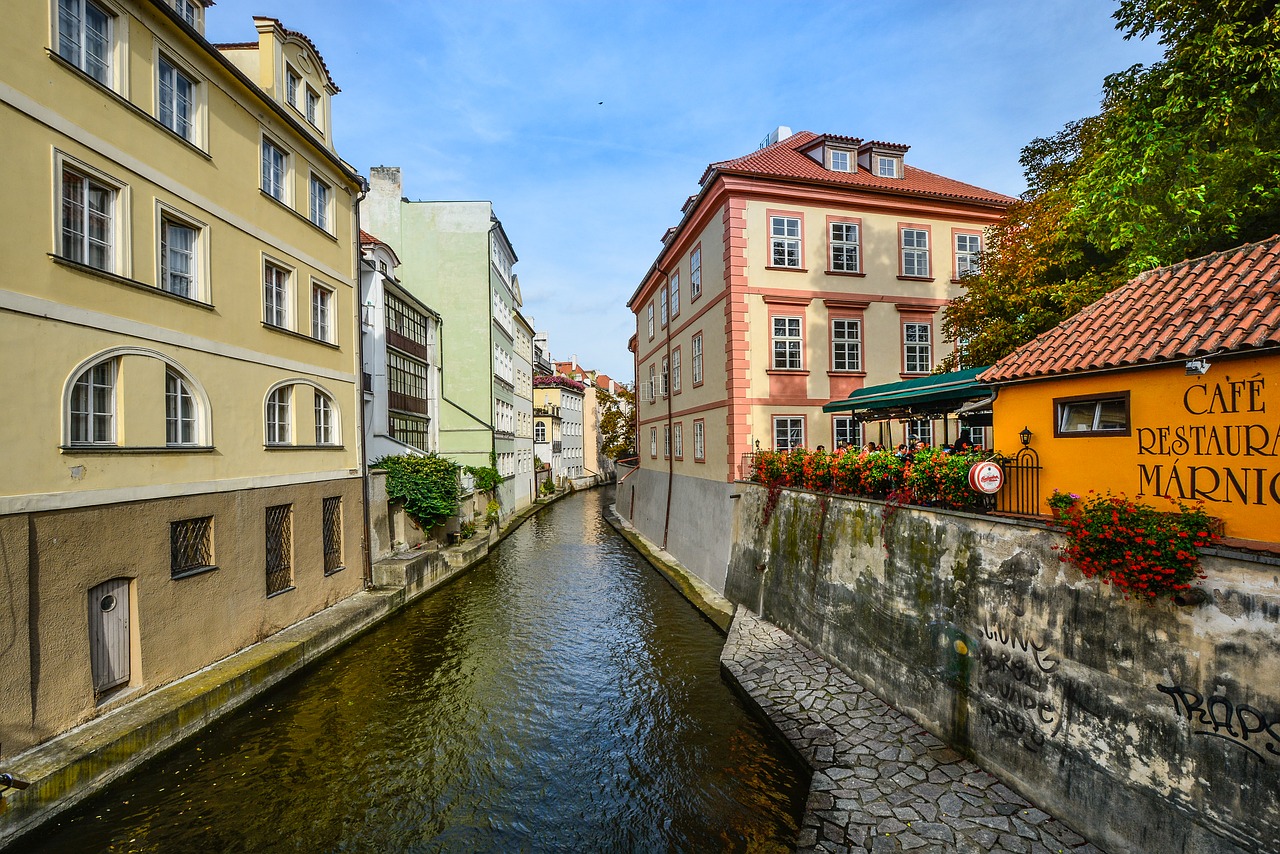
[598,383,636,460]
[943,0,1280,369]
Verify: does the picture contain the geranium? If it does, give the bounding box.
[1049,491,1218,603]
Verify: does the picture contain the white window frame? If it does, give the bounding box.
[68,358,116,445]
[311,282,334,342]
[673,423,683,459]
[305,86,320,127]
[265,385,292,445]
[955,232,981,279]
[286,66,300,108]
[833,416,861,450]
[904,322,932,374]
[172,0,200,27]
[832,318,862,372]
[770,215,802,268]
[647,304,654,340]
[672,348,681,394]
[877,155,901,178]
[58,156,125,274]
[669,271,680,318]
[901,228,930,278]
[314,390,336,445]
[830,222,860,273]
[693,420,705,461]
[907,419,933,446]
[165,368,200,446]
[263,260,291,328]
[159,208,200,299]
[771,316,803,370]
[309,174,330,231]
[690,246,702,299]
[829,149,851,172]
[773,417,804,452]
[659,288,668,328]
[157,54,196,142]
[692,333,703,385]
[261,137,289,202]
[56,0,117,88]
[663,425,670,459]
[649,426,657,458]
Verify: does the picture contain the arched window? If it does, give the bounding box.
[314,391,335,445]
[535,422,546,443]
[70,359,116,445]
[165,370,199,445]
[266,386,292,445]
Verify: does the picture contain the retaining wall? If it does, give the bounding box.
[724,483,1280,854]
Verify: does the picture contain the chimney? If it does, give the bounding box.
[571,354,577,370]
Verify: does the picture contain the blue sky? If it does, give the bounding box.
[207,1,1163,381]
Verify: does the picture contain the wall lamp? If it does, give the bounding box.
[1019,426,1033,447]
[1185,358,1211,376]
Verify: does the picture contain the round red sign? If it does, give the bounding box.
[968,461,1004,494]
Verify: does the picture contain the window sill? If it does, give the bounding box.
[61,445,216,454]
[171,564,219,581]
[262,322,341,349]
[899,372,932,380]
[266,586,296,599]
[51,256,216,310]
[324,564,346,577]
[1052,429,1132,439]
[827,370,867,378]
[897,275,935,283]
[767,369,810,376]
[825,270,866,278]
[766,265,808,273]
[264,444,347,450]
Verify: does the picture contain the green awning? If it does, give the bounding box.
[822,366,993,420]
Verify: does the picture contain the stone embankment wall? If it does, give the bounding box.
[724,483,1280,854]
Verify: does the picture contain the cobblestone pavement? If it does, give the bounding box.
[721,607,1105,854]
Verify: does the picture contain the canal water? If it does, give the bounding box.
[25,488,807,852]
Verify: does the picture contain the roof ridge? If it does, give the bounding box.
[1133,234,1280,285]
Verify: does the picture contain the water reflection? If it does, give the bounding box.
[23,488,806,852]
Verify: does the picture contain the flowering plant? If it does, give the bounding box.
[1048,491,1218,603]
[750,447,988,510]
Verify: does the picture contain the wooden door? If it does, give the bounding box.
[89,578,130,693]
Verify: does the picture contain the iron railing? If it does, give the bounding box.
[265,504,293,595]
[995,447,1041,516]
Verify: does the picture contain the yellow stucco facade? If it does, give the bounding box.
[991,354,1280,543]
[0,1,365,754]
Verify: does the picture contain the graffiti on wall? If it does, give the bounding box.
[976,615,1062,753]
[1158,684,1280,761]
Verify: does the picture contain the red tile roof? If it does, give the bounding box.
[981,236,1280,384]
[703,130,1014,206]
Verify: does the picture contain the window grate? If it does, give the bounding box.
[265,504,293,595]
[170,516,213,577]
[322,496,342,574]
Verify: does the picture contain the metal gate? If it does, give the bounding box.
[996,447,1041,516]
[88,578,130,693]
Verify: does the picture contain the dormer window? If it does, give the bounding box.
[829,149,852,172]
[877,155,902,178]
[286,67,300,108]
[305,87,320,126]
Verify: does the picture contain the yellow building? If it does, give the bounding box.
[983,237,1280,546]
[0,1,364,754]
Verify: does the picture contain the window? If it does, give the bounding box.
[286,68,300,107]
[535,422,546,442]
[322,496,343,574]
[669,272,680,318]
[770,215,801,268]
[904,322,932,373]
[830,150,851,171]
[832,318,862,372]
[1055,394,1131,436]
[390,415,429,451]
[165,369,198,445]
[690,246,702,299]
[61,164,115,271]
[305,87,320,126]
[57,0,112,86]
[266,386,291,444]
[694,420,705,461]
[833,416,862,449]
[261,138,287,201]
[158,56,195,141]
[264,262,289,328]
[265,504,293,596]
[649,427,657,458]
[660,356,669,397]
[877,155,901,178]
[160,214,197,298]
[672,348,681,394]
[774,417,804,451]
[901,228,930,278]
[772,316,802,370]
[955,232,981,278]
[385,293,430,347]
[170,516,214,578]
[69,360,115,445]
[311,283,333,342]
[387,351,428,401]
[172,0,200,26]
[660,288,668,328]
[309,175,330,231]
[663,425,670,459]
[647,304,654,340]
[692,333,703,385]
[907,419,933,446]
[673,423,683,459]
[966,425,989,449]
[830,222,860,273]
[314,391,336,445]
[648,364,656,404]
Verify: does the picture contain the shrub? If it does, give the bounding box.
[374,453,461,528]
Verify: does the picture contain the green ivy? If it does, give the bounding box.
[373,453,461,528]
[465,451,503,494]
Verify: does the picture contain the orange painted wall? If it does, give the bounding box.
[992,354,1280,543]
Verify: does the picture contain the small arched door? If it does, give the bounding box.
[88,578,130,694]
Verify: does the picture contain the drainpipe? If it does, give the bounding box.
[661,280,675,551]
[354,179,374,588]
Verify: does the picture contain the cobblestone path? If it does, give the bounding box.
[721,607,1105,854]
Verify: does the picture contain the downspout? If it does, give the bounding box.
[353,179,374,588]
[661,282,675,550]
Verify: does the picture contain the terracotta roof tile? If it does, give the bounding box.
[982,235,1280,383]
[704,131,1014,206]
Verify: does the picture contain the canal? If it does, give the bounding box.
[24,488,808,852]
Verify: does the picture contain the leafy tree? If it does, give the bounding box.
[598,383,636,460]
[942,0,1280,368]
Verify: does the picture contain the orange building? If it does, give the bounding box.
[983,236,1280,546]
